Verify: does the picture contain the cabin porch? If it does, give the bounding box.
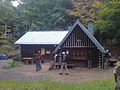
[59,47,102,68]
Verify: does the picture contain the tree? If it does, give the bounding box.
[0,1,16,54]
[67,0,101,25]
[94,1,120,45]
[16,0,71,30]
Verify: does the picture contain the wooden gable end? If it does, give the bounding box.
[62,25,95,48]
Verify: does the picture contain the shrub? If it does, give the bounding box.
[13,56,21,61]
[3,61,23,69]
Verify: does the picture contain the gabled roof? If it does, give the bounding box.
[15,31,68,45]
[54,20,105,53]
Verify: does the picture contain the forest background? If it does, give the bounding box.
[0,0,120,56]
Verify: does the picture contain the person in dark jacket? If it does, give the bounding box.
[105,50,111,59]
[104,50,111,68]
[59,52,69,75]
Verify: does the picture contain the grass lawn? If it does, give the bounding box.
[0,79,115,90]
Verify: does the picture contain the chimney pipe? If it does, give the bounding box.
[88,23,93,35]
[68,26,72,31]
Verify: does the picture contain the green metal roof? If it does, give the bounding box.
[15,31,68,45]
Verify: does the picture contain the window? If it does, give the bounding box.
[46,50,51,54]
[41,48,45,55]
[72,50,86,60]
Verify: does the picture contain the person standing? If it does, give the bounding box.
[48,53,59,70]
[59,52,69,75]
[104,50,111,68]
[35,51,42,71]
[105,50,111,60]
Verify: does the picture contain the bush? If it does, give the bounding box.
[13,55,21,61]
[3,61,23,69]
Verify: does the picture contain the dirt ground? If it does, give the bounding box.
[0,60,114,83]
[18,63,114,83]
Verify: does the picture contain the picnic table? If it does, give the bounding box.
[23,57,34,64]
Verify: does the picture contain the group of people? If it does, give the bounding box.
[34,50,69,75]
[34,49,120,89]
[49,51,69,75]
[33,49,112,72]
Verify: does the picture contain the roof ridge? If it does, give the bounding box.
[28,30,68,32]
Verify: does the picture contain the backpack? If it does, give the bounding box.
[62,54,67,62]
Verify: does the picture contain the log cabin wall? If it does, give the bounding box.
[62,48,100,68]
[21,45,56,62]
[21,45,34,58]
[63,25,95,48]
[61,25,100,67]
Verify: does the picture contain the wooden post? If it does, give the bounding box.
[31,59,34,64]
[101,53,104,69]
[20,46,22,61]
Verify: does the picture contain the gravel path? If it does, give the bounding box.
[0,60,114,83]
[0,60,45,81]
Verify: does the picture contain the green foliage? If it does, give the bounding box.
[0,1,17,54]
[0,45,14,54]
[67,0,99,25]
[13,57,21,61]
[0,79,115,90]
[94,1,120,44]
[3,61,23,69]
[0,45,13,54]
[13,0,72,38]
[0,0,120,48]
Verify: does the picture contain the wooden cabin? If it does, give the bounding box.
[15,20,105,68]
[15,31,68,62]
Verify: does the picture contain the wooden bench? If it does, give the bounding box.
[67,63,75,67]
[53,62,75,68]
[109,57,118,66]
